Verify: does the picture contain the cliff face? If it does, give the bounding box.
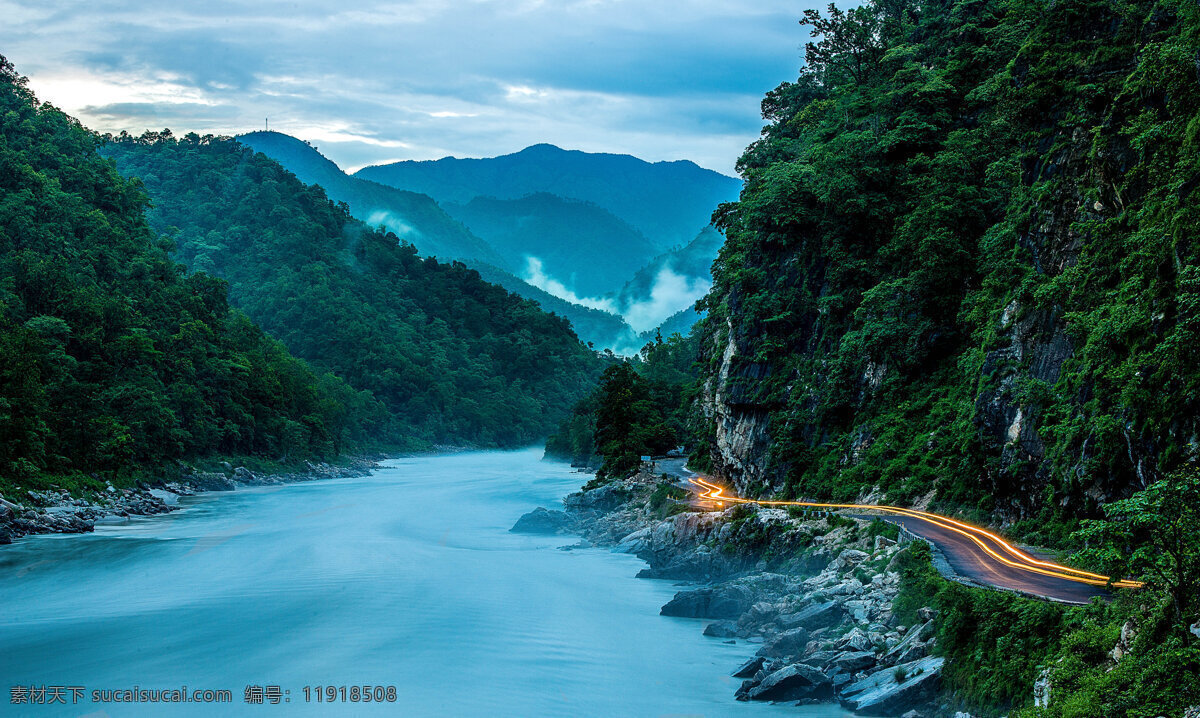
[697,0,1200,531]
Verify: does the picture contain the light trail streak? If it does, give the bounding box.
[689,477,1143,590]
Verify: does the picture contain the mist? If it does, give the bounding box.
[622,266,711,334]
[524,257,709,335]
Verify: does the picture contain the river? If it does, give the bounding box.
[0,449,852,717]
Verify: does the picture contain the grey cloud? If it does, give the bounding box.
[0,0,809,174]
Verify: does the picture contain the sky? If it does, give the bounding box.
[0,1,807,175]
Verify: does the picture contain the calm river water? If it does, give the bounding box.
[0,449,851,717]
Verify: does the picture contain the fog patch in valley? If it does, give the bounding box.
[524,256,709,335]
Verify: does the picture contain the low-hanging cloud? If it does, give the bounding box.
[621,265,710,334]
[523,257,620,314]
[524,256,709,334]
[366,209,424,244]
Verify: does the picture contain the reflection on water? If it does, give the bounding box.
[0,449,850,717]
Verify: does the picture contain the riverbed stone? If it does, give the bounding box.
[660,588,713,618]
[703,621,739,638]
[756,627,810,658]
[740,663,833,702]
[731,656,765,678]
[777,600,844,631]
[510,507,573,534]
[188,472,236,492]
[840,656,945,715]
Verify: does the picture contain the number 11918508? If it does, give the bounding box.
[303,685,397,703]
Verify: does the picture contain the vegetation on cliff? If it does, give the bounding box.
[696,0,1200,546]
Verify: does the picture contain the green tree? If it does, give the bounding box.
[1074,467,1200,633]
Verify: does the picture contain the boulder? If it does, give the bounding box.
[756,627,810,659]
[562,483,626,512]
[777,600,845,631]
[740,664,833,702]
[703,621,739,638]
[510,507,573,534]
[900,711,924,718]
[661,589,713,618]
[884,619,934,663]
[837,627,874,652]
[832,650,877,673]
[740,601,779,627]
[1033,666,1053,708]
[708,584,754,618]
[799,650,839,667]
[731,656,765,678]
[188,472,236,492]
[892,641,928,664]
[839,656,945,716]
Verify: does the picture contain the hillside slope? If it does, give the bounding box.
[238,131,639,351]
[237,131,508,268]
[102,134,607,447]
[444,192,660,297]
[0,57,384,492]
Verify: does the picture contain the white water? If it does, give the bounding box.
[0,449,851,717]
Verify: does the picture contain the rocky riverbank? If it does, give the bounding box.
[0,457,380,545]
[513,466,969,718]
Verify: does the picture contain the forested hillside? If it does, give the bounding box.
[238,131,641,351]
[237,131,508,268]
[696,0,1200,542]
[101,134,607,448]
[444,192,659,297]
[0,57,385,493]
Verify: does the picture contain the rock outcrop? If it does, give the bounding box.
[520,467,952,716]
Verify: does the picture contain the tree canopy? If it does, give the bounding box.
[0,55,384,493]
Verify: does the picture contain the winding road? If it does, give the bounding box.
[651,458,1139,604]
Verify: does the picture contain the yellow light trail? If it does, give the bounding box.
[689,477,1143,590]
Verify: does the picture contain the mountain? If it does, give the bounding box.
[238,131,639,351]
[356,143,742,253]
[101,133,608,448]
[237,131,509,269]
[0,56,384,492]
[443,193,659,298]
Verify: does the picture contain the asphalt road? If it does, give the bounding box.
[852,512,1111,603]
[649,458,1118,604]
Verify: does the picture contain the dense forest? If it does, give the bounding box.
[546,331,698,478]
[679,0,1200,714]
[695,0,1200,538]
[0,56,385,494]
[100,133,608,448]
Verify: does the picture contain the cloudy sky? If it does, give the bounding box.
[0,1,808,175]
